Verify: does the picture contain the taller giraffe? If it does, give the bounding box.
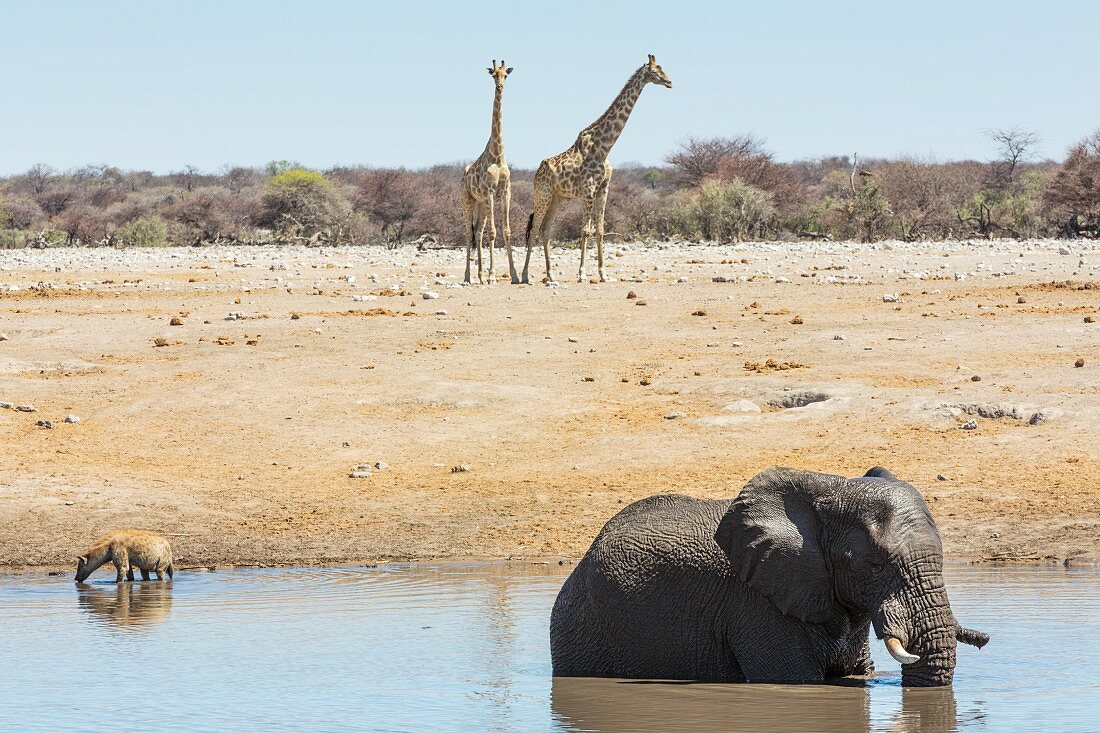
[461,59,516,284]
[523,55,672,284]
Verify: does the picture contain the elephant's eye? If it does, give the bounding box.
[867,557,886,574]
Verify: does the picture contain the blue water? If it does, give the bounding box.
[0,562,1096,732]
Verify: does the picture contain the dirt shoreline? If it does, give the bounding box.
[1,240,1097,570]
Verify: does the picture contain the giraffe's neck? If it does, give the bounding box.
[581,66,648,159]
[485,84,504,160]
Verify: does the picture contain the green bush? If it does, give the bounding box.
[115,216,168,247]
[672,179,775,242]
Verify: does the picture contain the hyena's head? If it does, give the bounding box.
[75,555,90,583]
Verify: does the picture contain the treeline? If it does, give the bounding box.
[2,128,1098,250]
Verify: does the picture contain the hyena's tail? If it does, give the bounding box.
[166,564,174,579]
[526,213,535,246]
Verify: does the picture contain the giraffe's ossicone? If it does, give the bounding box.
[523,55,672,284]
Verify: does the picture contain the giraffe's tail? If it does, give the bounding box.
[525,213,535,246]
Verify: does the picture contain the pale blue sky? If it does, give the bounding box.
[3,1,1098,174]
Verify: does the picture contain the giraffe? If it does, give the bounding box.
[460,60,517,284]
[523,55,672,284]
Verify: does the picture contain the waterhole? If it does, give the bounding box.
[1,563,1096,732]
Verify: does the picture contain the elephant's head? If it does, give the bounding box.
[715,467,988,686]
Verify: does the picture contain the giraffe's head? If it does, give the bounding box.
[487,59,513,90]
[642,54,673,89]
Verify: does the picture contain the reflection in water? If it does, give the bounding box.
[77,581,173,628]
[551,677,878,733]
[893,688,959,733]
[551,679,963,733]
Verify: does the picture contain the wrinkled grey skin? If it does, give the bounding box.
[550,467,989,686]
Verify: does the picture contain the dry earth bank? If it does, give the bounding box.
[1,240,1097,570]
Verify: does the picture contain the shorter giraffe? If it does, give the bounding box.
[523,55,672,283]
[460,60,516,284]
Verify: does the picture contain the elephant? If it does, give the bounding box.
[550,466,989,687]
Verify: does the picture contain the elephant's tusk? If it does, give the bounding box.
[885,637,920,665]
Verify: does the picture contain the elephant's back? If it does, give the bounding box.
[551,494,740,680]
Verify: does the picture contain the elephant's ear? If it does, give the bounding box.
[715,467,839,625]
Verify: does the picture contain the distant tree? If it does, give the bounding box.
[987,127,1040,188]
[666,135,767,187]
[1043,130,1100,237]
[266,160,301,177]
[23,164,55,194]
[350,168,420,243]
[258,169,351,241]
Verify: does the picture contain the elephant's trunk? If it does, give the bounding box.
[872,571,958,687]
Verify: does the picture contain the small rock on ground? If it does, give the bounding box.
[961,419,978,430]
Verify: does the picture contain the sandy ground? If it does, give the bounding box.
[1,239,1097,571]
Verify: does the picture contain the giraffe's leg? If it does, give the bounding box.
[595,182,611,283]
[524,177,551,285]
[475,201,488,285]
[485,196,497,284]
[502,182,518,284]
[462,190,475,284]
[578,193,597,283]
[541,195,561,283]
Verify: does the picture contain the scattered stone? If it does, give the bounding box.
[970,375,981,382]
[582,376,595,382]
[937,474,949,481]
[626,290,637,299]
[153,338,170,347]
[1028,408,1064,425]
[348,465,372,479]
[373,460,389,471]
[882,293,899,303]
[1086,316,1095,324]
[712,276,732,283]
[170,317,184,326]
[960,419,978,430]
[1016,296,1026,304]
[568,337,579,343]
[35,419,54,429]
[290,313,300,320]
[665,412,685,420]
[15,404,36,412]
[1058,246,1072,255]
[954,273,966,281]
[0,402,11,409]
[451,464,471,473]
[225,312,244,320]
[0,333,8,341]
[635,300,647,306]
[64,415,80,424]
[767,391,831,409]
[422,291,440,300]
[434,309,448,316]
[774,277,791,284]
[639,378,652,386]
[833,335,845,340]
[691,310,707,317]
[1075,358,1085,368]
[790,315,804,325]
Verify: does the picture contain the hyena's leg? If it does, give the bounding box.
[166,564,174,580]
[126,567,135,582]
[113,548,130,583]
[140,567,151,581]
[154,569,163,580]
